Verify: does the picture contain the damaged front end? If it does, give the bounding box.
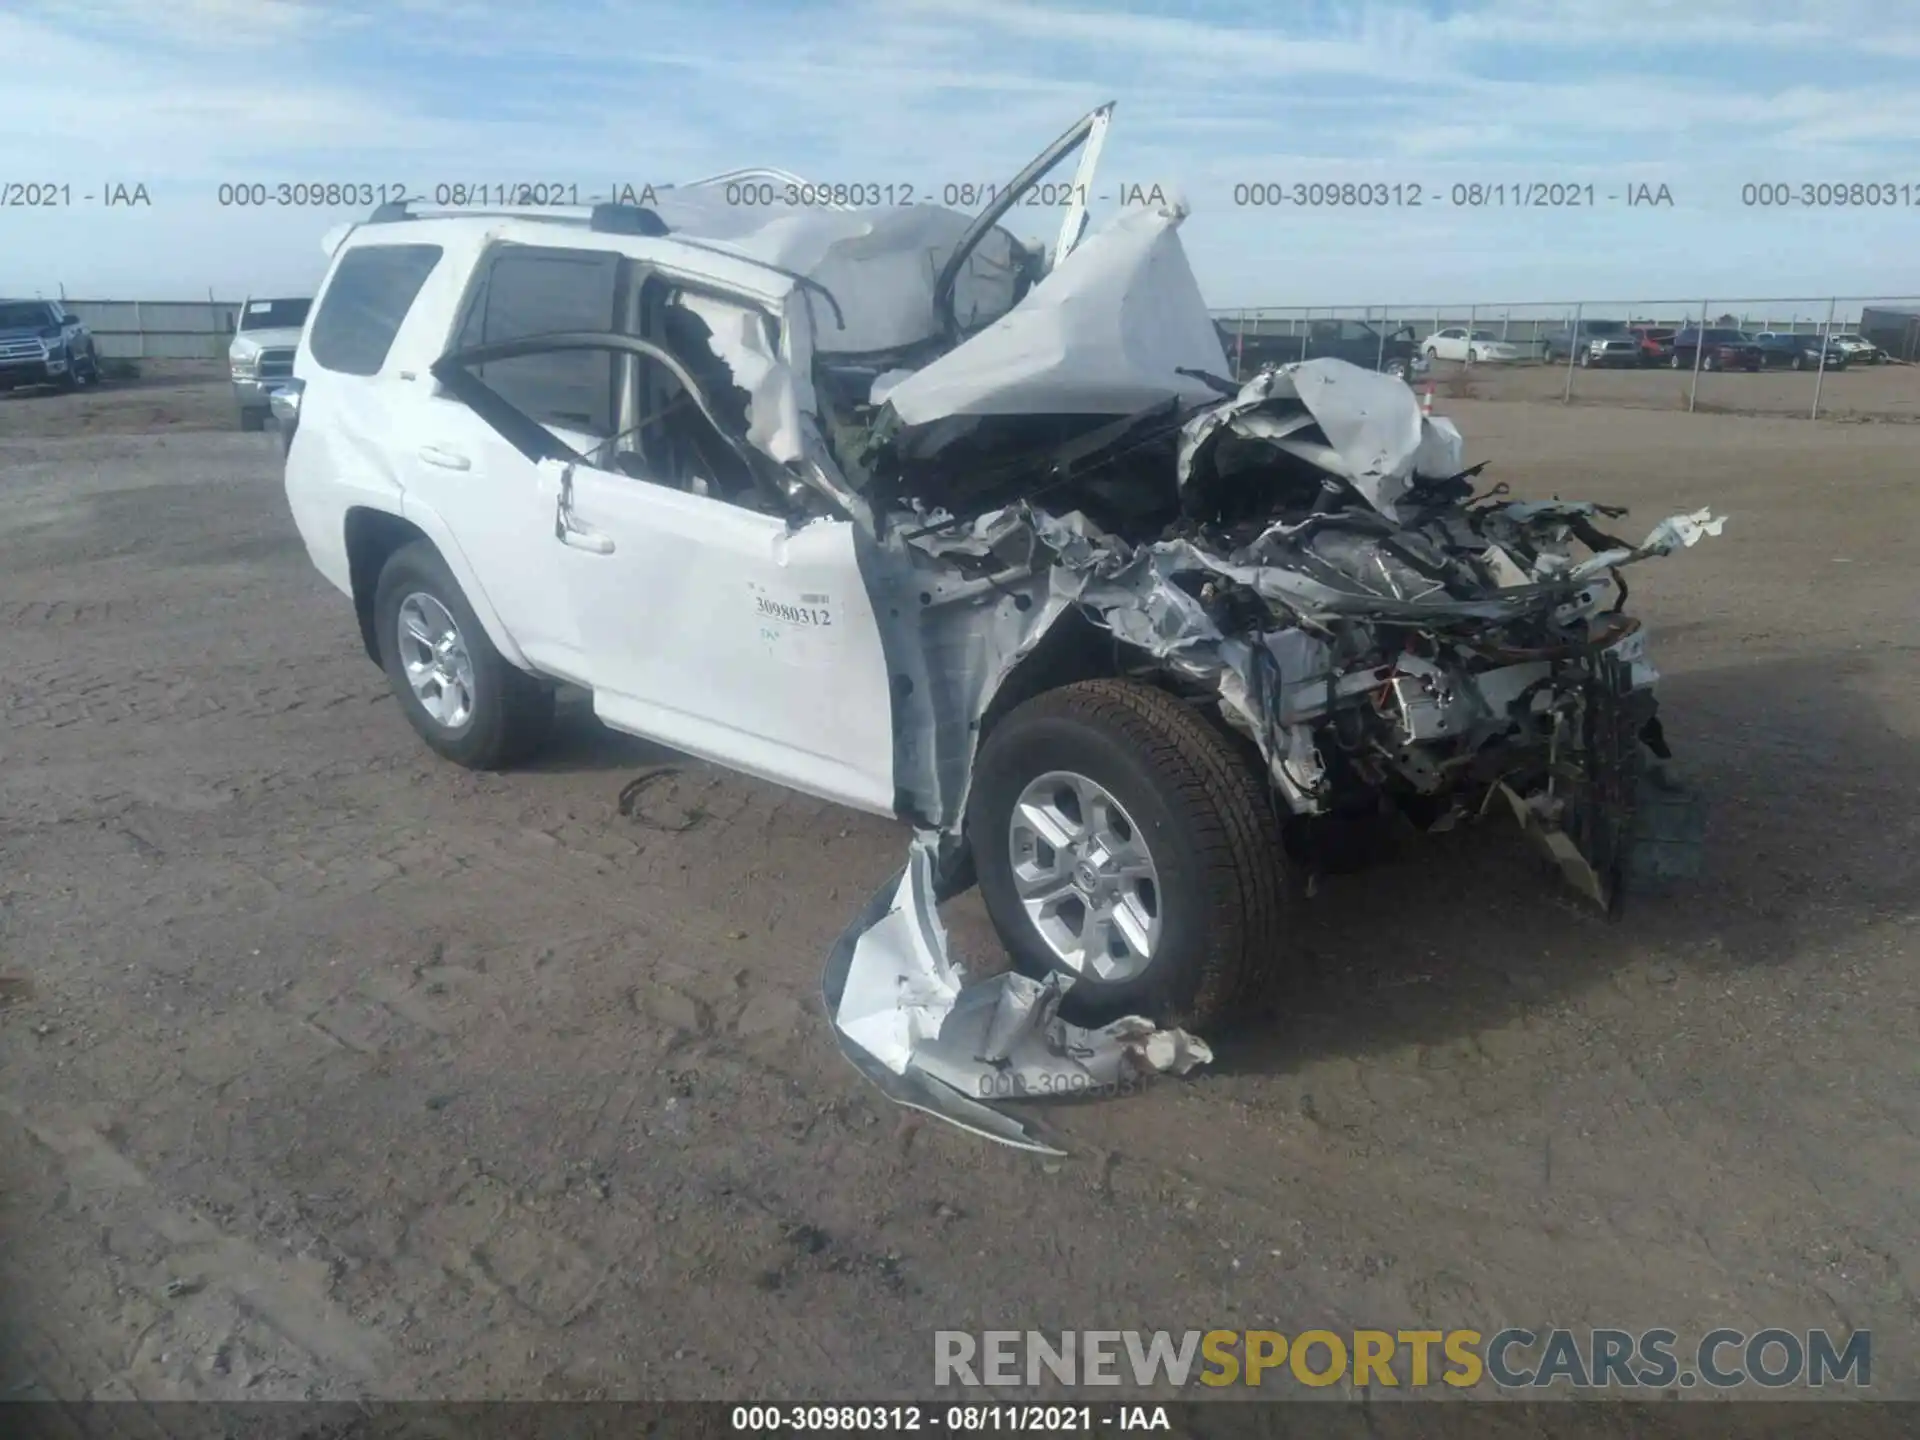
[825,355,1722,1148]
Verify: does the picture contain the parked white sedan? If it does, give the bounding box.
[1421,327,1525,363]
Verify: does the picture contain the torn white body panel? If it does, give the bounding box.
[647,194,1023,355]
[824,840,1212,1154]
[882,203,1230,426]
[1178,361,1463,517]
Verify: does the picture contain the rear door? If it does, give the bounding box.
[403,242,626,678]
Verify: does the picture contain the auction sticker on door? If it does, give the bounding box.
[747,579,843,666]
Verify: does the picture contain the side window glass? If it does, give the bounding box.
[456,247,620,437]
[309,244,443,376]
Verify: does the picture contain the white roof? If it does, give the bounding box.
[324,197,1024,356]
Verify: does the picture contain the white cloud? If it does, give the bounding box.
[2,0,1914,302]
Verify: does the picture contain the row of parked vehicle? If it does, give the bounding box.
[0,299,105,391]
[1423,320,1889,371]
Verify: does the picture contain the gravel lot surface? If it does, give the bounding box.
[2,377,1915,1402]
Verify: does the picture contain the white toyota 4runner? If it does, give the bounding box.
[275,106,1717,1048]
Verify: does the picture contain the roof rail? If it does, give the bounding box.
[677,168,855,210]
[356,195,844,329]
[363,199,669,235]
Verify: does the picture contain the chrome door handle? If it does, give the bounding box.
[558,525,615,555]
[417,445,471,470]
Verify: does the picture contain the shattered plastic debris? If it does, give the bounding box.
[822,840,1212,1155]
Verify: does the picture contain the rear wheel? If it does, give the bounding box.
[373,541,555,769]
[968,678,1292,1030]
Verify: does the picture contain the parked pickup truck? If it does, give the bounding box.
[1220,317,1425,383]
[1670,328,1764,372]
[0,298,101,391]
[1541,320,1641,367]
[229,296,312,431]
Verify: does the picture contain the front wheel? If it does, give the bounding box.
[373,541,555,769]
[968,678,1292,1030]
[1384,357,1409,381]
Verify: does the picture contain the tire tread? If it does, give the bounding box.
[991,678,1290,1028]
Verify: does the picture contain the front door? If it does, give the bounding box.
[547,457,897,814]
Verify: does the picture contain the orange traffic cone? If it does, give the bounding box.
[1420,381,1435,417]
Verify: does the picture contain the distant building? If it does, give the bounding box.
[1859,305,1920,362]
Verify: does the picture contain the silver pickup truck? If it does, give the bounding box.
[228,296,311,430]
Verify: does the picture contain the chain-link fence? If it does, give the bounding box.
[1211,298,1920,422]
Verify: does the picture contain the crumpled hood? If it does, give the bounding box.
[1179,361,1465,518]
[881,200,1230,426]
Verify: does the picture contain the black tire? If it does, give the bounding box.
[57,348,80,391]
[372,540,554,770]
[78,344,100,385]
[967,678,1291,1030]
[1577,350,1590,367]
[238,406,268,432]
[1669,352,1682,369]
[1791,353,1804,371]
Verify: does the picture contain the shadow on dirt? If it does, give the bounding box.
[1211,652,1915,1076]
[522,690,678,775]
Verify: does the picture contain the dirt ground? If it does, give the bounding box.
[1,374,1916,1404]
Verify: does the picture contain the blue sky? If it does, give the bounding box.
[2,0,1917,309]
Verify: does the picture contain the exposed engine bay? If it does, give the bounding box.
[843,359,1721,915]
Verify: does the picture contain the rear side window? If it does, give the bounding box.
[309,244,442,376]
[453,246,621,435]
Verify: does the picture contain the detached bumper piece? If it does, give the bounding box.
[823,841,1211,1155]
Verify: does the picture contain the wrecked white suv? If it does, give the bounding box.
[277,107,1719,1145]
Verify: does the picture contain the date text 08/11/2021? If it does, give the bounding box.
[1230,181,1674,208]
[730,1404,1171,1432]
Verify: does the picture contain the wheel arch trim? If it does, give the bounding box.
[343,501,531,672]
